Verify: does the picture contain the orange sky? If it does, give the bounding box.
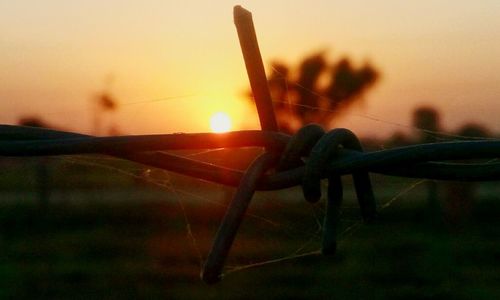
[2,1,500,139]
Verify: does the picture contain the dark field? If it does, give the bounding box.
[0,157,499,299]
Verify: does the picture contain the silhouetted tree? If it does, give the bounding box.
[18,116,52,129]
[250,52,379,133]
[455,123,491,139]
[386,131,411,148]
[412,106,441,143]
[412,106,443,215]
[92,75,118,135]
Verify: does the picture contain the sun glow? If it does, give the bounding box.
[210,112,232,133]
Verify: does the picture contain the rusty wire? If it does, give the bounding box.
[2,5,500,284]
[2,123,500,283]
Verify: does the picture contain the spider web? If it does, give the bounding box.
[11,78,494,282]
[50,152,431,281]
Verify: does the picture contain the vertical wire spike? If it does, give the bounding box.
[234,5,278,132]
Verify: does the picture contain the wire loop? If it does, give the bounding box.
[1,123,500,284]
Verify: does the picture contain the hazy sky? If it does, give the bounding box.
[2,1,500,138]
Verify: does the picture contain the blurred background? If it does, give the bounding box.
[1,1,500,298]
[2,0,500,138]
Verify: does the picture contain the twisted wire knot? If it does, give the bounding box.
[203,124,377,283]
[4,124,500,284]
[278,124,377,253]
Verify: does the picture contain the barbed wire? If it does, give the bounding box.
[1,122,500,283]
[2,5,500,285]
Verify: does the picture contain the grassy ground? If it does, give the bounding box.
[0,157,499,299]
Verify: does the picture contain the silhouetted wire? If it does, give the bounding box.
[3,80,500,279]
[60,154,322,270]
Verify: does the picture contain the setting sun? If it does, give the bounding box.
[210,112,232,133]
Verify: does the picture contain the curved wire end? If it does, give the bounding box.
[202,153,277,285]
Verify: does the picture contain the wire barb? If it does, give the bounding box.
[2,5,500,285]
[202,152,278,284]
[3,123,500,284]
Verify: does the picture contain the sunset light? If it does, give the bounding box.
[3,2,500,137]
[3,2,500,297]
[210,112,232,133]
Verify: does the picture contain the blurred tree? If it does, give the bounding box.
[250,52,379,133]
[412,106,442,215]
[455,123,491,139]
[93,92,118,134]
[18,116,51,129]
[412,106,441,143]
[385,131,411,148]
[92,74,119,135]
